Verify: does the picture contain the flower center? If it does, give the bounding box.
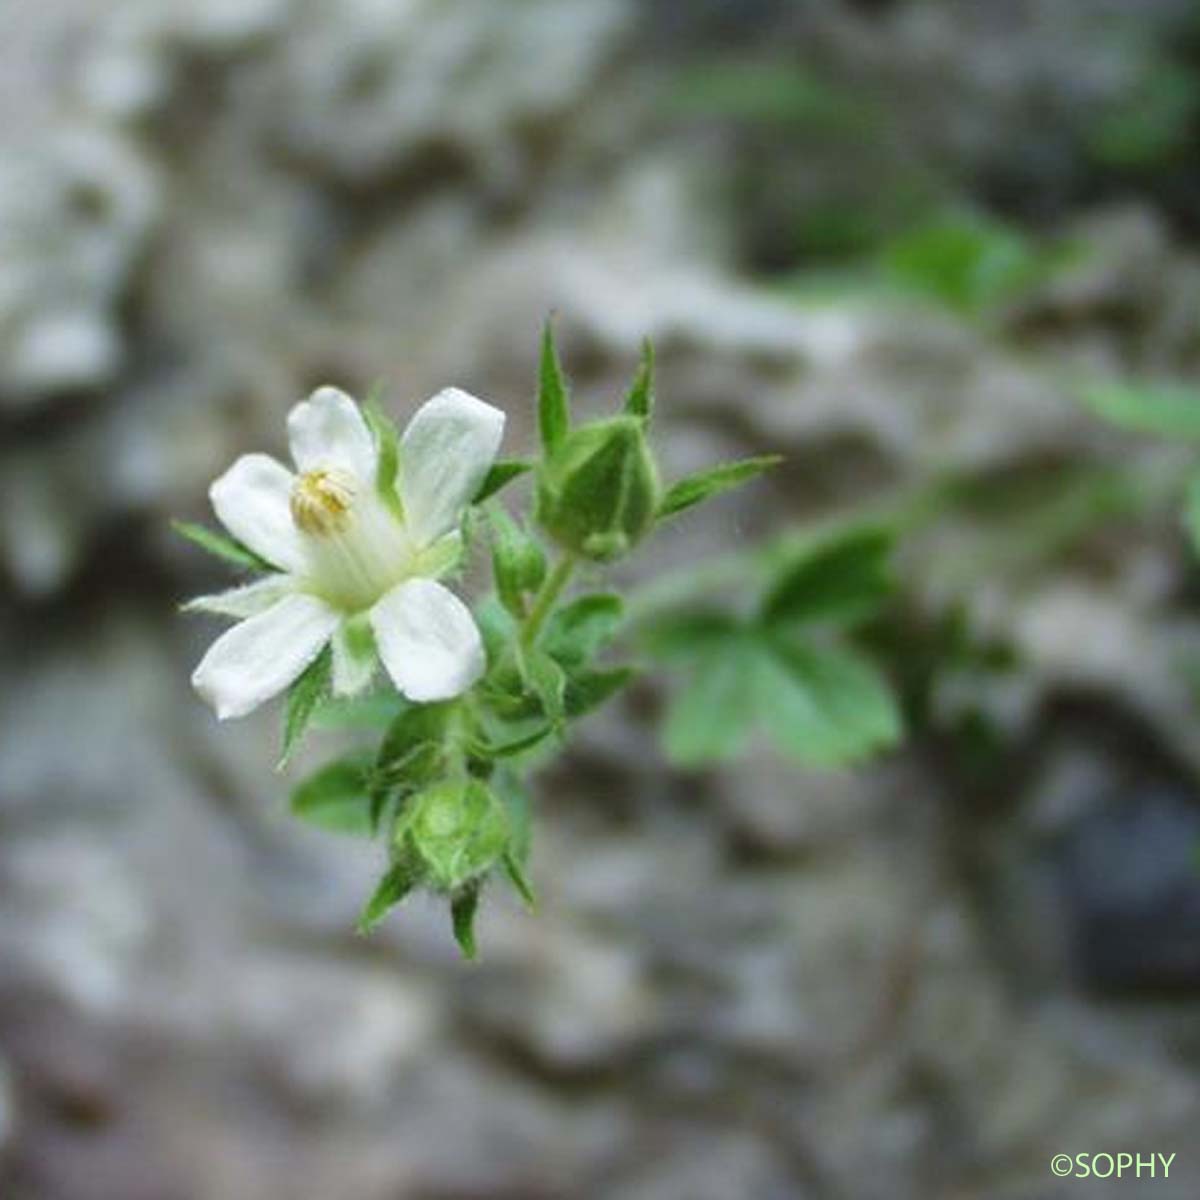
[290,466,416,612]
[290,468,355,536]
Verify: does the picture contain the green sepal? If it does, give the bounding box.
[537,320,571,455]
[279,646,333,768]
[290,751,374,835]
[760,523,894,627]
[623,339,655,419]
[657,455,781,521]
[172,520,273,572]
[363,394,403,517]
[357,855,422,934]
[495,772,535,909]
[450,882,482,959]
[475,459,534,504]
[503,852,536,909]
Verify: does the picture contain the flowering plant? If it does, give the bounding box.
[178,326,778,954]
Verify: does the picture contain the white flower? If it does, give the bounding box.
[188,385,505,719]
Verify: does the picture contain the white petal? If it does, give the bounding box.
[287,386,376,480]
[191,593,339,720]
[210,454,307,573]
[182,575,295,619]
[370,578,485,702]
[400,387,505,545]
[331,621,377,697]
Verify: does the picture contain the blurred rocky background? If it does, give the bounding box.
[5,0,1200,1196]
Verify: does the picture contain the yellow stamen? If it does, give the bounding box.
[290,468,355,536]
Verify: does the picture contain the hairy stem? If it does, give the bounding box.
[520,554,576,649]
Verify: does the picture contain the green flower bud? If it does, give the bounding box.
[401,777,509,891]
[515,534,547,592]
[535,417,661,562]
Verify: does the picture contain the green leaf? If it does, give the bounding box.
[451,882,482,959]
[657,455,781,521]
[1080,382,1200,440]
[1184,472,1200,554]
[407,779,510,890]
[624,339,655,419]
[290,752,374,835]
[664,639,760,766]
[538,320,570,455]
[474,459,534,504]
[172,520,273,572]
[495,771,532,867]
[357,858,421,934]
[544,593,624,666]
[372,701,454,831]
[524,649,566,725]
[363,395,402,514]
[377,702,454,774]
[756,635,901,766]
[494,773,536,908]
[881,216,1051,313]
[471,723,555,759]
[640,610,743,662]
[760,524,894,627]
[476,595,518,668]
[279,647,332,768]
[564,666,635,718]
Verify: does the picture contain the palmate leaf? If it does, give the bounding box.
[760,523,894,627]
[1081,382,1200,440]
[661,623,901,768]
[657,455,781,521]
[754,634,901,766]
[664,642,759,766]
[172,520,274,572]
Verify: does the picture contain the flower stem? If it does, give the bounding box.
[521,554,576,649]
